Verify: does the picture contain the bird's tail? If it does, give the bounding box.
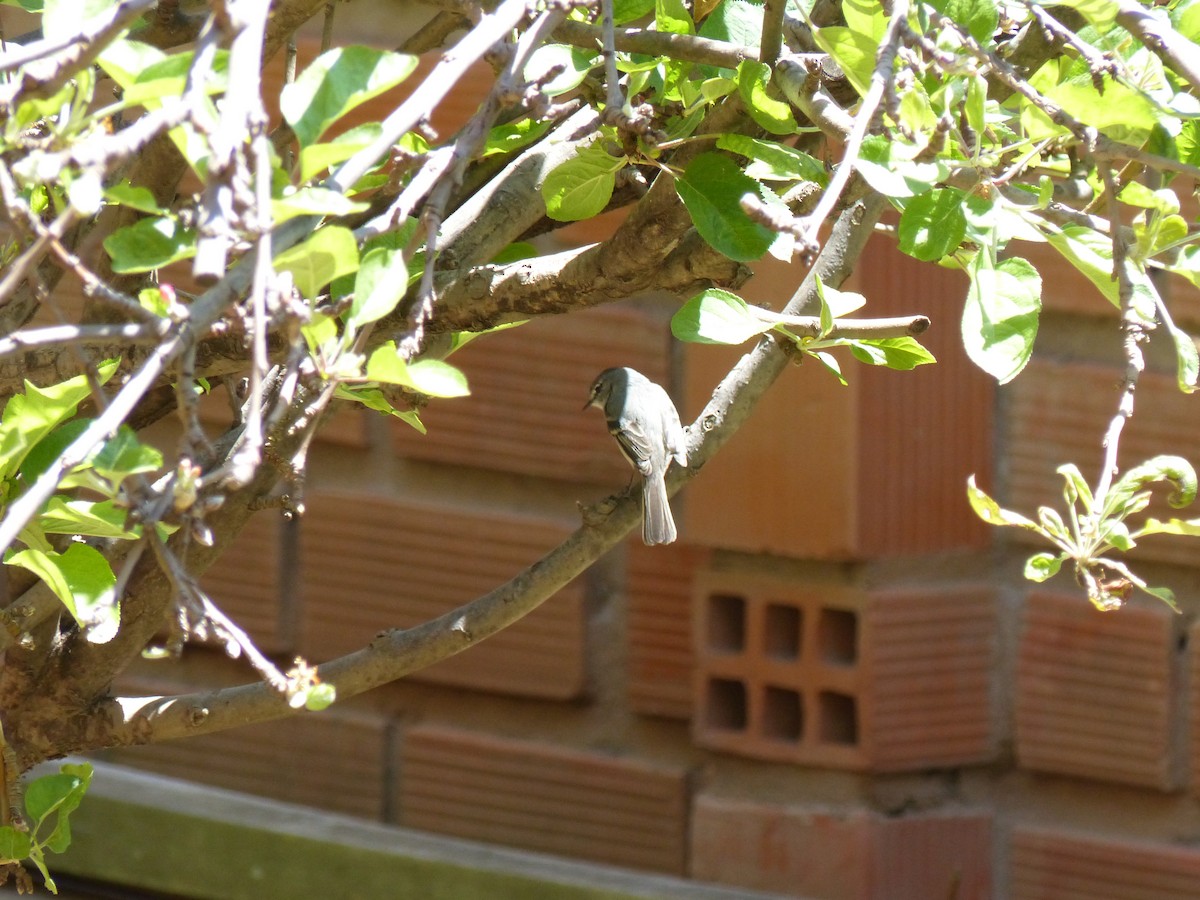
[642,472,677,545]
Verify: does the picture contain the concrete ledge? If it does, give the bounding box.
[45,762,785,900]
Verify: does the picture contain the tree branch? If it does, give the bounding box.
[53,191,887,759]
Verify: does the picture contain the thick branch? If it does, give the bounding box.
[53,192,887,759]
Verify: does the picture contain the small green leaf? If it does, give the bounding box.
[272,187,369,223]
[1057,463,1094,513]
[298,123,385,183]
[524,44,599,97]
[715,134,826,183]
[898,188,968,261]
[303,683,337,711]
[7,544,118,642]
[845,337,937,369]
[967,475,1039,529]
[671,289,772,345]
[281,46,418,147]
[1024,552,1064,582]
[40,498,138,540]
[482,118,553,158]
[103,217,196,274]
[543,142,626,222]
[104,182,165,215]
[962,255,1042,383]
[929,0,998,43]
[736,60,797,135]
[675,153,774,262]
[349,247,408,331]
[366,344,470,398]
[87,426,163,486]
[1107,455,1198,512]
[0,826,32,861]
[855,136,948,198]
[655,0,694,34]
[274,226,360,299]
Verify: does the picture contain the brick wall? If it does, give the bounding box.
[94,16,1200,900]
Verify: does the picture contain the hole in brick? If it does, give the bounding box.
[818,608,858,665]
[762,686,803,742]
[764,604,802,660]
[707,594,746,653]
[818,691,858,745]
[705,678,748,731]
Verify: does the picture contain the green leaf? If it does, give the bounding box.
[524,44,599,97]
[675,152,774,262]
[349,247,408,331]
[1024,552,1064,582]
[366,344,470,398]
[698,0,762,50]
[0,362,117,483]
[272,187,369,223]
[1057,463,1094,513]
[855,136,947,198]
[930,0,998,43]
[103,217,196,274]
[1044,77,1158,147]
[281,46,418,147]
[715,134,826,183]
[1042,0,1118,28]
[298,123,384,183]
[39,498,138,540]
[967,474,1040,529]
[1107,455,1198,513]
[671,289,772,345]
[542,142,626,222]
[103,182,165,215]
[120,50,229,108]
[736,60,797,135]
[274,226,360,298]
[614,0,655,24]
[898,188,968,261]
[1139,516,1200,537]
[87,426,163,486]
[845,336,937,369]
[26,763,91,855]
[6,544,119,643]
[655,0,694,35]
[0,826,32,862]
[962,255,1042,384]
[482,118,553,158]
[303,682,337,711]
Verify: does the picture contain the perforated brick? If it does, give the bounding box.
[691,795,992,899]
[1016,592,1179,790]
[1011,826,1200,899]
[299,491,587,700]
[627,541,709,720]
[397,725,688,875]
[693,570,997,771]
[390,304,671,485]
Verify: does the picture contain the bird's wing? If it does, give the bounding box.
[609,415,655,477]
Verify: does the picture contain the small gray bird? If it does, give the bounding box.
[585,367,688,545]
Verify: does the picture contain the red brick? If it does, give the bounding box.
[1006,359,1200,567]
[298,491,587,700]
[1016,592,1179,790]
[626,541,710,720]
[691,795,992,899]
[692,569,997,771]
[199,510,291,654]
[101,688,389,820]
[682,238,993,559]
[1010,825,1200,899]
[390,304,671,485]
[862,586,998,771]
[397,725,688,875]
